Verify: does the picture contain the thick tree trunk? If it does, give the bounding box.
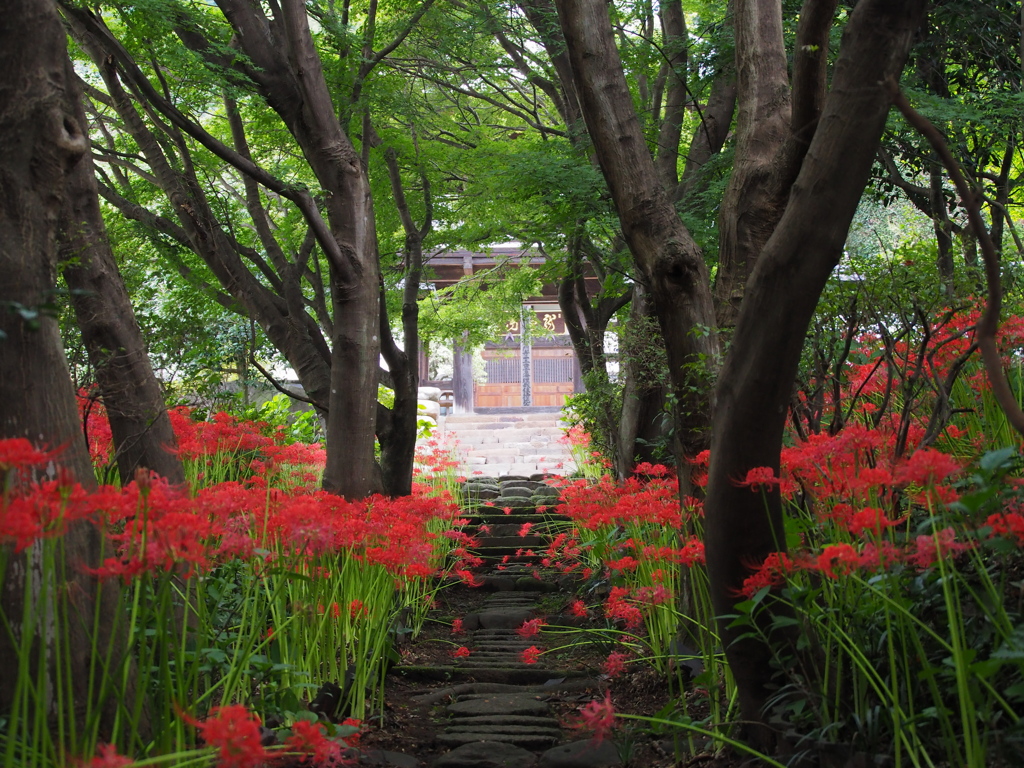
[0,0,121,737]
[555,0,719,458]
[703,0,927,740]
[217,0,382,498]
[323,259,381,498]
[58,62,184,486]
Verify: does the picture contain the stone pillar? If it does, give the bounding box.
[453,334,474,413]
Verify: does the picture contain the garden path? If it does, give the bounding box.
[360,475,624,768]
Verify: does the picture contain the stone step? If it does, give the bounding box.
[448,715,559,727]
[443,412,567,425]
[392,665,579,685]
[436,732,559,749]
[472,535,545,550]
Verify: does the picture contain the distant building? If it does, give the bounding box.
[422,247,600,412]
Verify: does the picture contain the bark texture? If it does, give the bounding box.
[702,0,927,738]
[0,0,121,736]
[58,62,184,486]
[714,0,838,328]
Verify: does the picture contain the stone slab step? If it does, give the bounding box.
[449,715,560,727]
[443,725,562,740]
[436,732,559,749]
[391,665,581,685]
[472,535,545,549]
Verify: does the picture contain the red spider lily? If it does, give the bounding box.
[520,646,541,664]
[634,584,671,605]
[349,599,367,619]
[815,543,861,578]
[987,512,1024,544]
[83,743,134,768]
[454,570,482,587]
[451,618,464,635]
[0,437,61,471]
[858,541,904,569]
[740,552,795,598]
[894,448,961,487]
[676,536,706,566]
[518,522,533,536]
[847,506,904,537]
[575,692,616,742]
[0,479,99,552]
[601,652,629,678]
[605,587,644,629]
[184,704,269,768]
[285,719,346,764]
[516,618,543,637]
[908,527,970,568]
[340,717,363,746]
[569,600,589,617]
[451,646,471,659]
[605,555,640,572]
[633,462,672,477]
[735,466,798,496]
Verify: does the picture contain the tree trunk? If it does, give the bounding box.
[555,0,719,458]
[702,0,927,740]
[714,0,838,329]
[616,280,662,479]
[375,134,431,497]
[0,0,122,738]
[58,61,184,486]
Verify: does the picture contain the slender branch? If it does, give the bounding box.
[892,84,1024,437]
[249,353,328,410]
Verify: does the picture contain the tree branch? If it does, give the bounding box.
[892,85,1024,437]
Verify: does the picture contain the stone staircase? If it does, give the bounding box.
[433,412,577,478]
[389,476,622,768]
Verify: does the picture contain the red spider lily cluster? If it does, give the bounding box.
[412,437,463,480]
[78,394,327,488]
[728,424,982,596]
[3,423,467,767]
[0,430,462,579]
[75,483,455,581]
[556,471,689,531]
[87,706,359,768]
[181,705,269,768]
